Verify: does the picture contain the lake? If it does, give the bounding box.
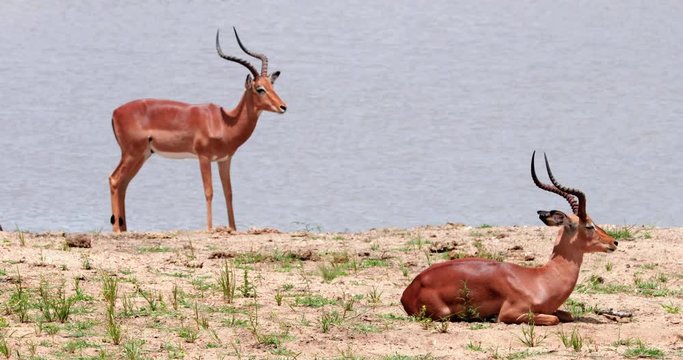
[1,1,682,232]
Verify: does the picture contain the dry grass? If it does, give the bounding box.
[0,224,680,359]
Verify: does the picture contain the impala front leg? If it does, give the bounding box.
[198,156,213,231]
[498,303,560,325]
[217,157,236,231]
[554,309,574,322]
[499,310,560,325]
[525,313,560,326]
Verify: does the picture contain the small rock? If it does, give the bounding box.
[213,226,236,234]
[524,254,535,261]
[509,245,523,251]
[448,250,466,259]
[208,251,233,259]
[184,261,203,269]
[596,308,632,318]
[294,249,315,261]
[65,234,92,248]
[429,240,458,253]
[247,227,281,235]
[446,222,465,228]
[32,262,55,268]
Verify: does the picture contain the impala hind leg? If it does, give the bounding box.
[110,160,125,232]
[217,157,236,231]
[198,156,213,231]
[109,152,147,232]
[413,290,454,321]
[117,155,148,231]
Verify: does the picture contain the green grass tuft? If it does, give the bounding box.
[563,298,595,318]
[661,302,680,314]
[605,227,634,240]
[558,327,583,352]
[295,294,337,308]
[623,340,664,358]
[318,262,348,282]
[136,244,172,253]
[575,275,630,294]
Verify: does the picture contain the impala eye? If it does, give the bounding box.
[585,224,595,230]
[256,86,266,95]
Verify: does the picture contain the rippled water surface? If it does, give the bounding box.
[1,1,682,232]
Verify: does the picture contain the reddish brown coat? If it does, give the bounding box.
[401,153,618,325]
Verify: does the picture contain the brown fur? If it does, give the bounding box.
[401,154,618,325]
[109,64,286,232]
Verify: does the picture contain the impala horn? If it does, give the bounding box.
[232,26,269,76]
[531,151,585,219]
[542,153,587,220]
[216,29,259,78]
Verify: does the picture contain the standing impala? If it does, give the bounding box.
[401,152,618,325]
[109,28,287,232]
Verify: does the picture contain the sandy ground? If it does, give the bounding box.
[0,224,681,359]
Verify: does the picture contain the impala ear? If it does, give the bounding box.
[270,71,280,84]
[244,74,253,89]
[537,210,568,226]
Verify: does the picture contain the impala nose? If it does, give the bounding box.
[607,242,618,252]
[279,105,287,113]
[614,240,619,246]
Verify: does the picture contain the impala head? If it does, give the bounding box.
[215,27,288,114]
[531,151,617,254]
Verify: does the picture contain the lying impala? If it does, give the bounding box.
[401,152,618,325]
[109,28,287,232]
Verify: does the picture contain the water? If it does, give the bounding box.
[1,1,682,232]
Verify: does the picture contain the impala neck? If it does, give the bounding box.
[541,227,585,301]
[222,90,261,148]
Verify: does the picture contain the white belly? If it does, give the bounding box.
[155,151,196,159]
[151,145,196,160]
[151,146,230,162]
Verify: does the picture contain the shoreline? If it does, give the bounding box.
[0,221,670,236]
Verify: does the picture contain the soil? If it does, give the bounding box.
[0,224,681,359]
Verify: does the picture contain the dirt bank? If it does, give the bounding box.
[0,224,681,359]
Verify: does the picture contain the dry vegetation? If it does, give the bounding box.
[0,224,681,359]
